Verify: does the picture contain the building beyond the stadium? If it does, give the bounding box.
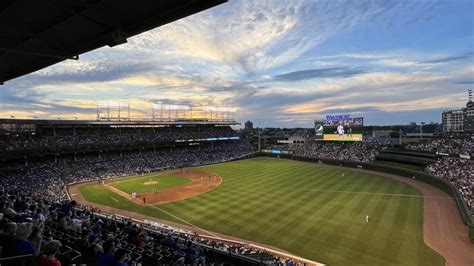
[442,98,474,135]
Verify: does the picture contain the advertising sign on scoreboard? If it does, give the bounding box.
[314,115,363,141]
[314,120,325,141]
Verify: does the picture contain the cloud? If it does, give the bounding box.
[2,0,470,127]
[420,53,473,64]
[30,59,157,84]
[454,80,474,85]
[112,0,439,76]
[0,86,97,118]
[272,67,365,81]
[308,51,474,71]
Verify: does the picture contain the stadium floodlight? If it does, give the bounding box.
[97,100,130,121]
[152,103,191,121]
[153,103,190,110]
[200,106,237,121]
[202,106,237,112]
[225,107,237,113]
[97,100,129,108]
[150,103,237,122]
[167,104,190,110]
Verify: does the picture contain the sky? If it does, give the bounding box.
[1,0,473,127]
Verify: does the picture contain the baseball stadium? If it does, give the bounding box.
[0,1,473,266]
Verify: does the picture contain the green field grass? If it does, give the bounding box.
[79,157,444,265]
[110,174,191,194]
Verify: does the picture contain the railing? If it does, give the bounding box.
[0,254,35,266]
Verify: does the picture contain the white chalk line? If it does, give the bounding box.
[110,197,119,203]
[146,204,221,239]
[271,186,455,199]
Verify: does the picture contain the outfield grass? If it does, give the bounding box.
[111,174,191,194]
[79,157,444,265]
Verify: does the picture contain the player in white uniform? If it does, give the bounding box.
[337,125,344,138]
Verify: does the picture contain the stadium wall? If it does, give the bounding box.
[261,152,474,243]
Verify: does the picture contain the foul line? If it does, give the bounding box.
[110,197,119,203]
[271,186,455,199]
[146,204,221,239]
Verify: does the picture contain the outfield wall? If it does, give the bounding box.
[261,152,474,243]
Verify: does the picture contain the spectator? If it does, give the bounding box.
[38,240,62,266]
[96,239,115,266]
[0,222,17,256]
[110,248,129,266]
[425,157,473,214]
[8,222,40,256]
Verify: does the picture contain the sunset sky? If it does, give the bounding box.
[1,0,473,127]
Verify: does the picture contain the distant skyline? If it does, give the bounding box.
[1,0,473,127]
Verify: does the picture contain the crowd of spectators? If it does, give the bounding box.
[140,221,304,266]
[0,140,307,265]
[0,142,255,203]
[405,137,473,156]
[404,137,473,214]
[0,126,238,156]
[270,142,380,163]
[0,188,283,265]
[425,157,473,214]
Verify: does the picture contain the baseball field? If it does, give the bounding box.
[75,157,444,265]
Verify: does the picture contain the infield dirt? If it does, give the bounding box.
[104,170,222,205]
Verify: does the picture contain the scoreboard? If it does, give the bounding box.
[315,115,363,142]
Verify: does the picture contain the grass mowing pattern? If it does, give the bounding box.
[80,157,444,265]
[111,174,191,194]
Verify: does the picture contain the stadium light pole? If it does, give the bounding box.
[399,127,402,145]
[420,121,425,140]
[256,119,262,156]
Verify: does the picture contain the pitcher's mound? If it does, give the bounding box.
[144,181,158,185]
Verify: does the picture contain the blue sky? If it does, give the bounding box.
[1,0,473,127]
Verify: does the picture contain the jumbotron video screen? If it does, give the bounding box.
[315,115,363,141]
